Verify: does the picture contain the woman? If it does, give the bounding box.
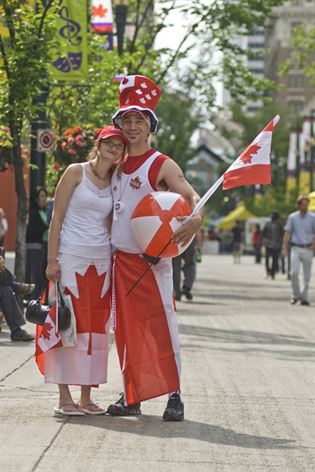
[37,125,127,416]
[26,186,48,298]
[251,224,262,264]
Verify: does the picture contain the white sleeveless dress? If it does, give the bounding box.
[37,163,113,385]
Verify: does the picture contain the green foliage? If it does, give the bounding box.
[155,88,205,170]
[279,25,315,85]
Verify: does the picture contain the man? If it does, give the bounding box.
[282,196,315,306]
[107,75,203,421]
[231,220,243,264]
[172,237,196,301]
[262,211,284,279]
[0,256,35,341]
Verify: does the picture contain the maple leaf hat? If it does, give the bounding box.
[112,75,161,133]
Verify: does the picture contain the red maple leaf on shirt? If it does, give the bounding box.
[92,5,108,17]
[240,144,261,164]
[64,265,110,355]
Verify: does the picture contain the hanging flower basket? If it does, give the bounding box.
[55,126,102,165]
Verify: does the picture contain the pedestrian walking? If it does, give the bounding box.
[262,211,284,279]
[26,186,49,298]
[231,220,243,264]
[37,125,127,416]
[251,224,262,264]
[172,237,196,301]
[107,75,203,421]
[282,195,315,306]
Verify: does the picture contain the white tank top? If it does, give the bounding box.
[111,151,161,253]
[59,163,112,257]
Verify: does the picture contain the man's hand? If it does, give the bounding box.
[0,256,5,273]
[282,246,288,258]
[172,214,202,247]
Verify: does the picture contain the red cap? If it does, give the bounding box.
[97,125,128,146]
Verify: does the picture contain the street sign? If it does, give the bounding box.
[37,129,55,152]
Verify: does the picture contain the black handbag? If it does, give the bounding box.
[26,281,71,331]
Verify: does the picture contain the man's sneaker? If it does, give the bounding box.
[10,328,35,342]
[162,393,184,421]
[182,287,193,301]
[106,393,141,416]
[300,300,310,306]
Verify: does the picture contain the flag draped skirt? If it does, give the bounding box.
[113,251,181,404]
[36,252,111,385]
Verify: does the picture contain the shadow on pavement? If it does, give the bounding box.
[63,414,296,450]
[178,324,315,349]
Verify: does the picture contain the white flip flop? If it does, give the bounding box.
[54,403,85,416]
[81,403,106,415]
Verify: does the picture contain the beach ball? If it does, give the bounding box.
[131,192,193,258]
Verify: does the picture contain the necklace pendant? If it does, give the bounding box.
[114,201,125,214]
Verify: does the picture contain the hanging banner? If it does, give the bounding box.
[91,0,113,34]
[287,130,297,192]
[50,0,88,82]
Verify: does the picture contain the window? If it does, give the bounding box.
[288,73,305,88]
[288,100,304,115]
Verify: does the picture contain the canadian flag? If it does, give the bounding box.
[223,115,280,190]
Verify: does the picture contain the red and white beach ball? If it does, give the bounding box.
[131,192,193,258]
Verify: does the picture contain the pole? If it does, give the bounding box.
[115,4,128,56]
[310,114,315,192]
[30,86,49,191]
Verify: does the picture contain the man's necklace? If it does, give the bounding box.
[89,161,108,182]
[114,173,130,215]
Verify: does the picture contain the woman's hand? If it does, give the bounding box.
[46,260,61,282]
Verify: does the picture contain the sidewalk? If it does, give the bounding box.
[1,255,314,472]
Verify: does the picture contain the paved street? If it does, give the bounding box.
[1,254,314,472]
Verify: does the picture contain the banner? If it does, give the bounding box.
[91,0,113,34]
[51,0,88,82]
[287,130,297,192]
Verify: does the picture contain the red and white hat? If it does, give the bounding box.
[112,75,161,133]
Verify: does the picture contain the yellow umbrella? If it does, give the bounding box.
[216,203,254,230]
[309,191,315,212]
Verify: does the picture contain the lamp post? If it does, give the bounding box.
[114,0,128,55]
[30,87,49,190]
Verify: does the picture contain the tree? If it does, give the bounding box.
[0,0,58,279]
[280,25,315,85]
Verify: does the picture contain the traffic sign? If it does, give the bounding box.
[37,129,55,152]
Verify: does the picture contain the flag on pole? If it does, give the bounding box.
[223,115,280,190]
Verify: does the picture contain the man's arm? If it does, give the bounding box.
[157,159,204,246]
[282,230,291,257]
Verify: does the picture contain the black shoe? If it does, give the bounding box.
[106,393,141,416]
[175,294,181,301]
[162,393,184,421]
[182,287,193,301]
[300,300,310,306]
[10,328,35,342]
[290,298,299,305]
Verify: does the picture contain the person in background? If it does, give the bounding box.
[262,211,283,279]
[231,220,243,264]
[0,255,34,341]
[172,238,197,301]
[282,196,315,306]
[0,208,8,249]
[251,224,262,264]
[26,186,48,298]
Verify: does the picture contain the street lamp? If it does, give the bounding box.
[114,0,128,56]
